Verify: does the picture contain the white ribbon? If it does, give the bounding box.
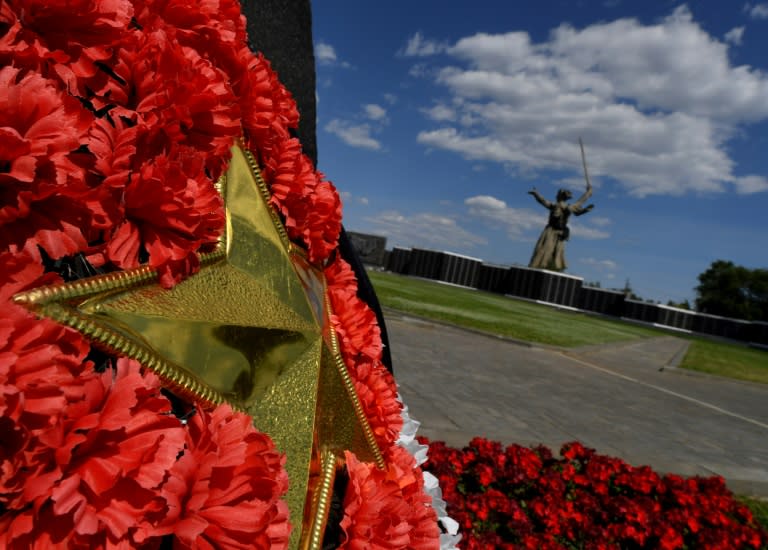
[396,398,461,550]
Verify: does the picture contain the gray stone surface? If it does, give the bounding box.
[346,231,387,266]
[386,312,768,497]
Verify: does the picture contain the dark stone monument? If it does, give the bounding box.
[505,265,583,308]
[508,265,545,300]
[439,252,482,288]
[657,304,695,332]
[539,270,583,308]
[409,248,446,280]
[692,313,751,341]
[346,231,387,267]
[623,299,660,324]
[476,263,511,294]
[579,286,626,317]
[387,247,412,274]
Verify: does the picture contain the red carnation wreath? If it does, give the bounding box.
[0,0,445,548]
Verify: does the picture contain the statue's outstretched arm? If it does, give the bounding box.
[528,188,552,208]
[571,181,593,209]
[573,203,594,216]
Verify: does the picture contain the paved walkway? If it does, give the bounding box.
[385,311,768,497]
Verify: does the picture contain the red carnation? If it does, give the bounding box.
[325,257,383,365]
[132,0,249,91]
[0,66,99,259]
[264,137,317,237]
[340,448,439,550]
[1,359,186,548]
[0,249,91,511]
[0,245,60,302]
[262,138,342,263]
[113,26,241,179]
[121,14,297,166]
[0,0,133,93]
[0,4,62,78]
[353,361,404,449]
[158,404,291,550]
[328,290,383,367]
[303,175,342,264]
[0,306,93,512]
[133,0,247,40]
[323,251,358,295]
[325,257,403,446]
[240,53,299,161]
[105,147,224,287]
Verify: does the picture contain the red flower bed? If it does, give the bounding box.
[422,437,768,550]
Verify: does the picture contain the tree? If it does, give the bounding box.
[695,260,768,321]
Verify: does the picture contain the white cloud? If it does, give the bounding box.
[383,93,398,105]
[733,175,768,194]
[400,32,449,57]
[315,41,337,64]
[745,2,768,19]
[364,211,485,249]
[547,8,768,120]
[408,63,430,78]
[363,103,387,121]
[465,195,506,211]
[315,41,351,68]
[358,197,370,205]
[449,32,536,74]
[327,104,390,150]
[724,26,745,46]
[418,128,528,165]
[464,195,610,241]
[569,223,610,240]
[421,104,457,122]
[415,7,768,197]
[325,119,381,150]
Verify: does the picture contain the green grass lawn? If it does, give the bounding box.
[680,338,768,384]
[368,270,768,383]
[367,271,663,347]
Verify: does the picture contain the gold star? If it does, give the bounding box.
[14,144,383,550]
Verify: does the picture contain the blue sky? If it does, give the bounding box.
[309,1,768,304]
